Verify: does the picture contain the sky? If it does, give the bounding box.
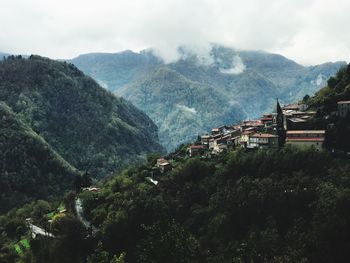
[0,0,349,65]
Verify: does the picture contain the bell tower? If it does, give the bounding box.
[272,99,285,147]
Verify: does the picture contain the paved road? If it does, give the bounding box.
[29,223,54,238]
[146,177,159,185]
[75,198,97,234]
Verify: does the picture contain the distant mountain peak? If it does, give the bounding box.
[70,48,346,151]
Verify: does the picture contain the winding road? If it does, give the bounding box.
[75,198,97,235]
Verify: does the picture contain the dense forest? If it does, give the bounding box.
[1,146,350,262]
[0,102,78,213]
[0,55,164,179]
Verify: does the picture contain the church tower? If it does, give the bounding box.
[272,99,285,147]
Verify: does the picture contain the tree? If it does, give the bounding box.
[87,241,110,263]
[110,252,126,263]
[136,220,199,263]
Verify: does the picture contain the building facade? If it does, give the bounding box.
[247,133,279,149]
[338,101,350,118]
[285,130,325,151]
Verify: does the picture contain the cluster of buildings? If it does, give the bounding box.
[189,100,330,156]
[153,99,350,173]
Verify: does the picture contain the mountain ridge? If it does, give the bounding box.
[70,46,345,151]
[0,55,164,178]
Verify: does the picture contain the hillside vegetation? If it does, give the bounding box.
[0,55,164,178]
[2,64,350,263]
[3,147,350,263]
[305,63,350,151]
[0,102,78,213]
[71,45,344,151]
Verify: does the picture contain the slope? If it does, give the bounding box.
[0,102,78,213]
[0,55,164,178]
[70,46,345,151]
[120,66,245,150]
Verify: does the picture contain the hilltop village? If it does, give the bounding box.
[154,99,350,175]
[192,99,350,154]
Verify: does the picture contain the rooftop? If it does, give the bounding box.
[338,101,350,104]
[287,130,325,135]
[286,137,325,142]
[288,118,307,123]
[157,158,168,163]
[242,130,255,135]
[250,133,278,138]
[189,145,204,149]
[272,99,283,114]
[283,103,301,110]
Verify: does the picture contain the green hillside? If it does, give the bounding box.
[119,66,245,149]
[70,46,345,151]
[305,63,350,151]
[6,147,350,263]
[0,102,78,213]
[0,55,164,178]
[2,64,350,263]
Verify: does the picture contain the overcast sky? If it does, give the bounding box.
[1,0,349,65]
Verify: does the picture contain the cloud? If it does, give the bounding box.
[176,104,197,115]
[219,55,246,75]
[0,0,349,64]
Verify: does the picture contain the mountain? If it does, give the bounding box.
[70,46,345,151]
[0,55,164,178]
[0,102,79,213]
[70,50,162,90]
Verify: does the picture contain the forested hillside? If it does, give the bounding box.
[0,55,164,178]
[71,46,344,151]
[305,63,350,151]
[0,102,78,213]
[3,147,350,262]
[2,64,350,262]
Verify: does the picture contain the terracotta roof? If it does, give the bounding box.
[260,117,273,121]
[242,120,263,126]
[250,133,278,138]
[189,145,204,149]
[287,130,325,135]
[283,104,300,110]
[242,130,254,135]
